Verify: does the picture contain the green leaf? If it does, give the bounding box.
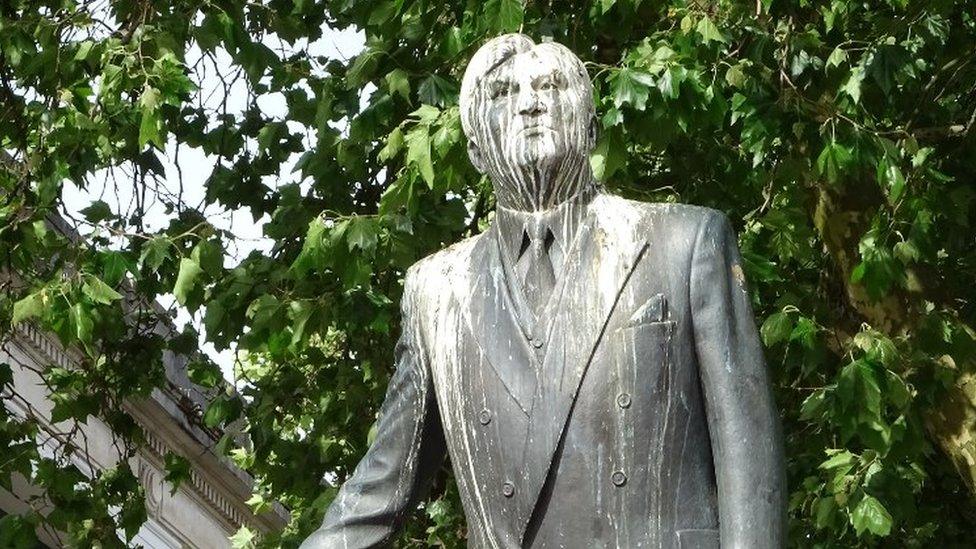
[790,316,818,349]
[80,200,113,223]
[230,526,256,549]
[140,236,172,271]
[417,74,458,107]
[877,156,906,203]
[410,104,441,124]
[893,240,919,264]
[379,127,404,162]
[724,64,746,88]
[432,109,462,156]
[139,87,164,148]
[0,514,42,548]
[191,240,224,275]
[869,45,910,96]
[12,293,43,324]
[819,449,855,471]
[173,258,203,306]
[851,495,893,537]
[163,452,191,495]
[840,66,865,103]
[589,127,626,181]
[288,300,315,346]
[441,26,464,57]
[696,16,727,45]
[74,40,94,61]
[71,302,93,345]
[656,66,686,100]
[83,276,123,305]
[489,0,525,32]
[188,359,222,389]
[120,494,147,541]
[885,370,912,409]
[203,394,241,428]
[246,493,271,514]
[826,47,848,69]
[761,311,793,346]
[837,359,884,436]
[346,217,379,252]
[611,68,655,110]
[385,69,411,101]
[814,497,838,529]
[406,127,435,187]
[816,141,853,183]
[257,122,283,153]
[367,0,399,25]
[240,42,278,83]
[799,389,827,421]
[290,217,327,275]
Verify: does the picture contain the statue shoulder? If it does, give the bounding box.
[594,194,729,233]
[404,233,484,293]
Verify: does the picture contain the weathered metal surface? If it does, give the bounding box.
[300,34,785,549]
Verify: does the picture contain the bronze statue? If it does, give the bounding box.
[300,34,786,549]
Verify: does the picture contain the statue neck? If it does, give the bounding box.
[491,157,596,212]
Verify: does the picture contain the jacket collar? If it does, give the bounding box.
[493,184,600,275]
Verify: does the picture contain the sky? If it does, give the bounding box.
[60,26,367,383]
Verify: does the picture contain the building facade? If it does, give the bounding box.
[1,319,287,548]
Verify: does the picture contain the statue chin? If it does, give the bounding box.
[504,138,562,171]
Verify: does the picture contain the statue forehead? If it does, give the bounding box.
[482,49,565,80]
[475,43,580,84]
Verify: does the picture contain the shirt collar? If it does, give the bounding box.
[494,184,600,266]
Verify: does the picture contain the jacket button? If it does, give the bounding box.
[502,481,515,498]
[616,393,632,409]
[532,338,543,349]
[611,470,627,487]
[478,409,492,425]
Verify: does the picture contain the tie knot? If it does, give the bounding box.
[520,217,555,261]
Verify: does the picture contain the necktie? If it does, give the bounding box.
[519,216,556,317]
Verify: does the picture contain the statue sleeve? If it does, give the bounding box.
[689,210,787,548]
[300,270,446,549]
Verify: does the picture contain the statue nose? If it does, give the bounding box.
[517,88,545,116]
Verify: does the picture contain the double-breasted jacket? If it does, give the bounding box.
[300,193,785,548]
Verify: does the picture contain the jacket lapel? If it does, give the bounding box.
[464,226,536,415]
[515,210,649,540]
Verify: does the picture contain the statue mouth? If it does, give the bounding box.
[518,125,552,137]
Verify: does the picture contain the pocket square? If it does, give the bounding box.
[627,293,668,326]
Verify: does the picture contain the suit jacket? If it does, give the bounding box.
[300,193,786,548]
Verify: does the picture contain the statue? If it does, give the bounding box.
[300,34,786,548]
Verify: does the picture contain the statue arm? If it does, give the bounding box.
[689,211,787,548]
[300,271,446,549]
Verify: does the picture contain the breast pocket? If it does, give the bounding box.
[615,292,674,383]
[613,319,676,400]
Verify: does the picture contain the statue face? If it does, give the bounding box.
[460,35,596,210]
[478,49,591,172]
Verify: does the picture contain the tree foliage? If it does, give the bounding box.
[2,0,976,546]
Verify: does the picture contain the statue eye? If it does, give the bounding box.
[489,82,516,100]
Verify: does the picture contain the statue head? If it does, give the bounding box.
[460,34,598,211]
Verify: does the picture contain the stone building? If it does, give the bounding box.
[0,314,287,547]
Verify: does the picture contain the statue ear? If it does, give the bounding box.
[467,139,487,174]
